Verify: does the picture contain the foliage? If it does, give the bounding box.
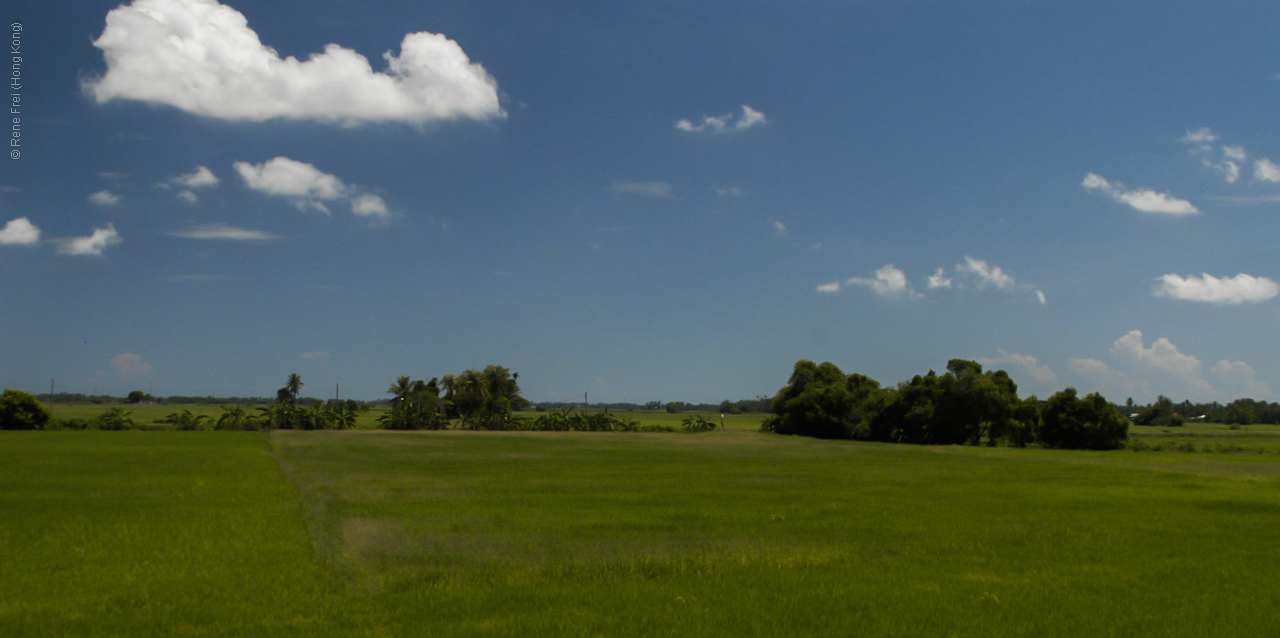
[1038,388,1130,450]
[1,389,51,430]
[680,414,720,432]
[126,390,154,404]
[763,361,879,439]
[763,359,1126,449]
[95,407,136,431]
[215,405,255,431]
[163,409,211,431]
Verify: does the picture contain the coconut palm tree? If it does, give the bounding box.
[284,373,304,404]
[440,374,457,419]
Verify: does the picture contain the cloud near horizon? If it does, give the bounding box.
[84,0,504,126]
[1082,172,1199,215]
[1069,329,1276,402]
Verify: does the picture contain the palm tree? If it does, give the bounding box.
[284,373,304,405]
[455,368,488,417]
[217,405,249,431]
[440,374,457,419]
[387,376,414,406]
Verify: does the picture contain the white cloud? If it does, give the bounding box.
[1111,330,1202,379]
[956,256,1017,291]
[1223,145,1247,162]
[1068,358,1135,397]
[926,268,953,290]
[111,353,153,378]
[236,156,347,200]
[1254,158,1280,183]
[847,264,918,299]
[772,220,787,237]
[177,190,199,204]
[0,217,40,245]
[298,351,331,361]
[57,224,121,256]
[676,105,767,134]
[1109,330,1213,399]
[167,223,280,241]
[1082,172,1199,215]
[816,281,840,293]
[350,193,393,224]
[170,165,219,189]
[85,0,503,126]
[613,181,673,198]
[714,186,746,197]
[89,190,120,206]
[236,156,392,225]
[1210,360,1275,400]
[1071,331,1277,402]
[1153,272,1279,305]
[978,350,1058,390]
[1035,289,1047,305]
[1181,127,1220,145]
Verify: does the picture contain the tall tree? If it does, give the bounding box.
[284,373,304,404]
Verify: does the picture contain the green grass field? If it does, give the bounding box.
[46,403,767,431]
[5,428,1280,636]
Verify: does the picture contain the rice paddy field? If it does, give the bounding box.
[5,423,1280,636]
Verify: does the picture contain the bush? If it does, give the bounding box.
[681,415,719,432]
[0,389,51,430]
[95,407,136,431]
[1037,388,1129,450]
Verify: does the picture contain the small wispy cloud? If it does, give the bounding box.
[167,223,280,241]
[956,256,1016,291]
[57,224,121,256]
[89,190,120,206]
[676,105,767,134]
[816,281,840,293]
[1154,272,1279,304]
[772,220,787,237]
[158,165,220,203]
[847,264,919,299]
[713,186,746,197]
[1082,172,1199,216]
[613,181,673,198]
[166,274,232,282]
[298,351,331,361]
[236,156,394,225]
[927,267,953,290]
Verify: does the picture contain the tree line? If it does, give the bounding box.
[762,359,1129,450]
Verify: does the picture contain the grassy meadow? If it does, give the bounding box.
[5,425,1280,635]
[45,403,766,431]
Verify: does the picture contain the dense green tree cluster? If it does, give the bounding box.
[0,389,51,430]
[377,365,525,430]
[762,360,1128,450]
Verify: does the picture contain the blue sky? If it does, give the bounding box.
[3,0,1280,404]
